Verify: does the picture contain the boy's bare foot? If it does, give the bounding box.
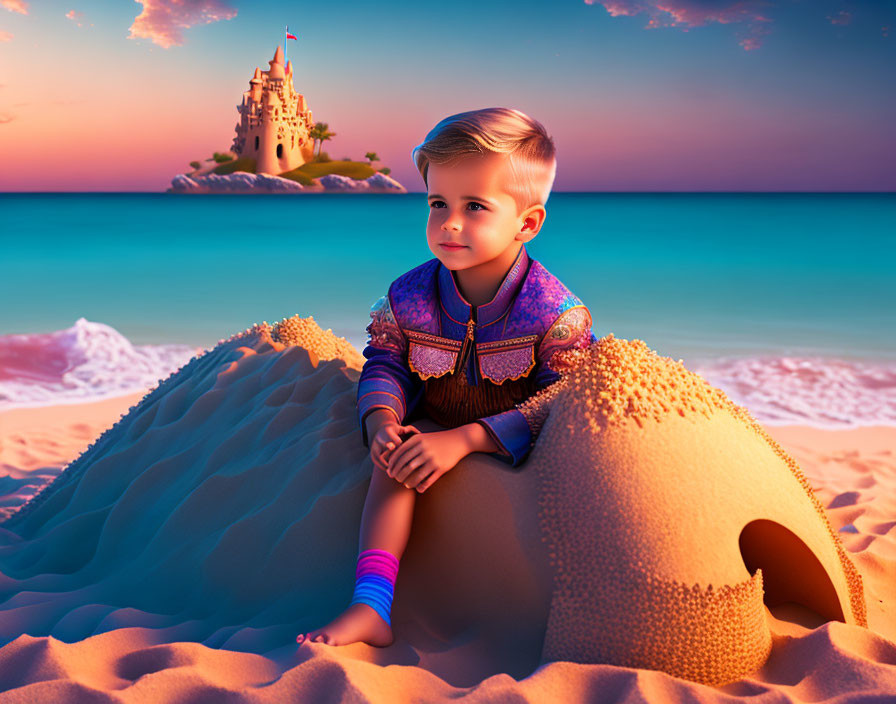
[296,602,394,647]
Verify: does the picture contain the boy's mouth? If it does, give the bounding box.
[439,243,466,250]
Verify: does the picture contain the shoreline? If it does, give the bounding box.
[2,390,895,444]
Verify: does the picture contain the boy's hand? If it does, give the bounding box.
[387,428,469,493]
[371,423,420,473]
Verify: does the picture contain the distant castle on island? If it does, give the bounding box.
[232,45,315,175]
[169,45,406,194]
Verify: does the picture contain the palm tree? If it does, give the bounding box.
[308,123,324,155]
[310,122,336,158]
[365,151,380,165]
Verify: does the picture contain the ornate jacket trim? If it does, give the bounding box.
[365,294,405,355]
[540,305,594,372]
[406,330,462,381]
[475,334,539,384]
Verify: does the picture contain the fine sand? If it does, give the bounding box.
[0,328,893,702]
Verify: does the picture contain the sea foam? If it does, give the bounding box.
[1,319,894,427]
[691,355,896,427]
[0,318,203,410]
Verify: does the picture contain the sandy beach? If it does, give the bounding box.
[0,325,893,702]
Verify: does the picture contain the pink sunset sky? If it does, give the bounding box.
[0,0,893,192]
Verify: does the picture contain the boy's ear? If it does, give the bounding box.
[518,205,546,241]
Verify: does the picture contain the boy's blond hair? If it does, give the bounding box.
[411,107,557,215]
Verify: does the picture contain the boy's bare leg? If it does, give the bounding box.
[297,462,416,647]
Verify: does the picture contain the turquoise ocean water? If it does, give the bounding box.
[1,193,894,425]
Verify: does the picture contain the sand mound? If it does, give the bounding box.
[0,318,372,647]
[527,334,866,685]
[0,319,890,702]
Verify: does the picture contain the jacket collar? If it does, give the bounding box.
[437,245,529,327]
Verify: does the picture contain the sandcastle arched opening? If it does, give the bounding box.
[739,518,845,627]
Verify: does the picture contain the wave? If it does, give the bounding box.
[0,318,204,410]
[690,354,896,428]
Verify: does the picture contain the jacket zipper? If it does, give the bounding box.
[454,313,476,377]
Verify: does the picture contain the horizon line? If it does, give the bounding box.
[0,190,894,196]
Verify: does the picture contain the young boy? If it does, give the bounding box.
[297,107,596,648]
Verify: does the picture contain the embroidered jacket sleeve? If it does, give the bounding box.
[356,294,424,448]
[475,306,596,468]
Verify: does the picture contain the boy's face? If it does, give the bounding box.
[425,152,542,271]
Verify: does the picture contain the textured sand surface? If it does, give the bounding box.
[0,392,147,523]
[0,318,893,702]
[528,336,866,685]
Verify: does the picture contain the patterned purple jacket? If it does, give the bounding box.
[357,245,596,467]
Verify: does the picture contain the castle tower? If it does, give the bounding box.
[232,45,315,175]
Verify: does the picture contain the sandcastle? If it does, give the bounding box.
[0,317,866,689]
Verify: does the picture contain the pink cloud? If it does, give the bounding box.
[584,0,776,49]
[827,10,852,26]
[128,0,237,49]
[1,0,27,14]
[0,112,15,124]
[0,29,12,41]
[65,9,84,27]
[585,0,773,26]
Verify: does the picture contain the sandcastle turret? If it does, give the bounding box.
[267,45,286,80]
[232,44,315,175]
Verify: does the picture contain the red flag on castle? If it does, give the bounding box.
[285,25,298,67]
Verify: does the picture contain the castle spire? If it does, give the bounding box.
[267,45,285,79]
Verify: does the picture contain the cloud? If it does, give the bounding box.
[1,0,27,14]
[65,9,85,27]
[827,10,851,26]
[737,16,773,50]
[0,29,12,41]
[0,112,15,124]
[584,0,776,49]
[585,0,773,26]
[128,0,237,49]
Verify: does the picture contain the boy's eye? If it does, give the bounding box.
[429,201,486,211]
